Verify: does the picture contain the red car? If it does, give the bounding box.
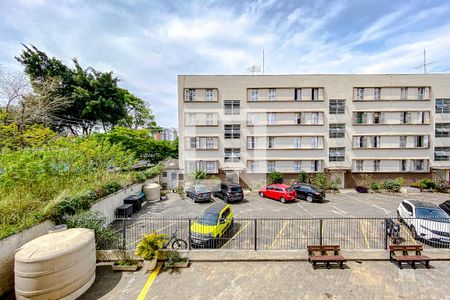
[258,184,297,203]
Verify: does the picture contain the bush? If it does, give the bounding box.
[382,179,401,193]
[268,172,284,184]
[436,179,450,193]
[298,171,308,183]
[164,250,188,271]
[102,181,122,194]
[134,171,147,183]
[311,173,328,190]
[135,232,167,260]
[192,169,207,181]
[66,211,120,249]
[143,163,163,180]
[370,182,380,191]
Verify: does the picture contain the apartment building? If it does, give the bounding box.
[178,74,450,188]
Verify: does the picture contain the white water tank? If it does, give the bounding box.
[15,228,96,300]
[143,182,161,202]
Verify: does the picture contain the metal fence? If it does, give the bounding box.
[101,217,450,251]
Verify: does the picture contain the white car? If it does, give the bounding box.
[397,200,450,245]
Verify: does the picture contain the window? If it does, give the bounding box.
[400,112,411,124]
[356,136,367,148]
[400,160,407,172]
[293,161,301,172]
[329,99,345,114]
[435,123,450,137]
[294,113,302,124]
[190,137,199,149]
[294,137,302,148]
[224,124,240,139]
[268,137,275,149]
[251,89,259,101]
[268,113,276,125]
[309,137,318,148]
[401,87,408,100]
[414,160,424,171]
[224,148,241,162]
[206,113,214,125]
[311,160,321,172]
[356,160,363,172]
[372,136,381,148]
[355,112,367,124]
[206,162,216,173]
[184,89,196,101]
[162,172,167,177]
[205,89,214,101]
[224,100,240,115]
[373,160,380,172]
[268,88,276,100]
[248,113,259,125]
[373,112,383,124]
[268,161,276,172]
[311,113,319,124]
[374,88,381,100]
[206,138,214,149]
[294,88,302,101]
[329,123,345,138]
[329,147,345,162]
[311,88,319,100]
[418,87,426,100]
[415,136,424,148]
[399,136,407,148]
[435,147,450,161]
[249,161,257,172]
[248,136,255,149]
[436,99,450,114]
[356,88,364,100]
[417,112,425,124]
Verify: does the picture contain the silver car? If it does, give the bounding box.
[186,185,212,203]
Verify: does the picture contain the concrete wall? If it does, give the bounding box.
[0,220,53,297]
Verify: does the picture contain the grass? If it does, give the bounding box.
[0,170,136,240]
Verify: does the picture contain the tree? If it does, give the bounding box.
[118,88,159,131]
[0,71,30,124]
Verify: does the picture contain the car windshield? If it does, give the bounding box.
[285,187,294,192]
[230,186,242,192]
[416,208,450,222]
[197,213,219,225]
[195,186,208,193]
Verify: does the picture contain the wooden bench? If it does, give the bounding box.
[389,245,431,269]
[307,245,347,269]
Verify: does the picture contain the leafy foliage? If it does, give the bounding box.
[370,181,381,191]
[410,178,436,190]
[164,250,188,271]
[382,178,402,192]
[298,171,308,183]
[268,172,284,184]
[135,232,167,260]
[192,169,207,180]
[66,211,120,249]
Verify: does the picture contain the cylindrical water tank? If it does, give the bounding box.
[15,228,96,300]
[143,182,161,202]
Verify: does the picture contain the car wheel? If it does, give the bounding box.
[259,192,264,198]
[193,197,197,203]
[306,195,313,203]
[280,197,286,204]
[410,225,418,239]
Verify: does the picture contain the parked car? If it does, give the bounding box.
[439,200,450,216]
[190,203,234,247]
[258,184,296,203]
[213,183,244,203]
[291,183,326,202]
[186,185,212,203]
[397,199,450,245]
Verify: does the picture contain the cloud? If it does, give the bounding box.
[1,0,450,127]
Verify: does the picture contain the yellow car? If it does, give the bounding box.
[190,203,234,247]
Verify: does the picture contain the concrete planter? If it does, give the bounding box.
[173,259,189,268]
[143,258,157,271]
[112,263,139,272]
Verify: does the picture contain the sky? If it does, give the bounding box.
[1,0,450,128]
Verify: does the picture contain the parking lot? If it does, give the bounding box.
[111,191,450,250]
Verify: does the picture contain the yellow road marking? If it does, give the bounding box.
[359,220,370,249]
[269,221,289,250]
[137,262,162,300]
[221,221,250,248]
[321,220,324,243]
[401,224,418,245]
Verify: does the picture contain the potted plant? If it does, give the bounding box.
[112,260,139,272]
[160,191,168,201]
[135,232,167,271]
[164,250,189,272]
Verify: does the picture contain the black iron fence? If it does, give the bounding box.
[101,217,450,251]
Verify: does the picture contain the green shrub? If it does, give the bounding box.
[436,179,450,193]
[135,232,167,260]
[370,182,380,191]
[164,250,188,271]
[143,163,164,180]
[298,171,308,183]
[134,171,147,183]
[382,179,401,192]
[268,172,284,184]
[311,173,328,190]
[192,170,207,181]
[66,211,120,249]
[102,181,122,194]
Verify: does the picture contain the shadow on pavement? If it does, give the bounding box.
[78,265,123,300]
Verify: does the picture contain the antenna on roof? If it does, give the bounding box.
[245,65,261,75]
[415,49,437,74]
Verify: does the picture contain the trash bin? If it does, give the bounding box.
[116,203,133,218]
[123,192,145,213]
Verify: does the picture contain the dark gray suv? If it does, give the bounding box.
[213,183,244,203]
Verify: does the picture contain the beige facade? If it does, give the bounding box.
[178,74,450,188]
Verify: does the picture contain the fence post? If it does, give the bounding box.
[319,219,323,246]
[384,218,388,250]
[188,219,192,251]
[254,219,257,251]
[122,218,126,250]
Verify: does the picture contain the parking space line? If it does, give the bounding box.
[221,221,250,248]
[269,221,289,250]
[401,224,418,245]
[137,262,162,300]
[358,220,370,249]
